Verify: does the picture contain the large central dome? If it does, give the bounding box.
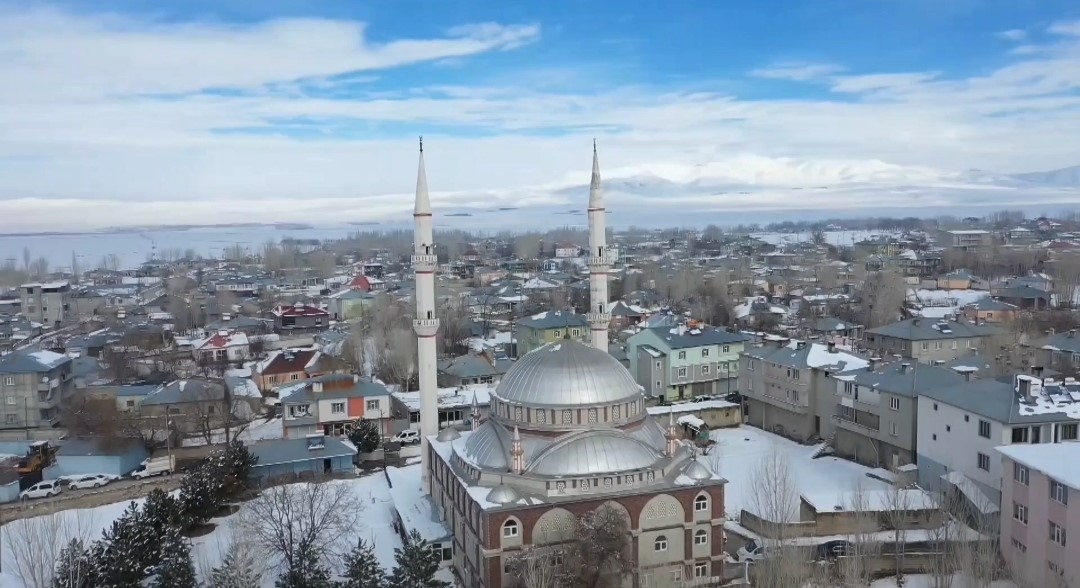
[495,339,643,407]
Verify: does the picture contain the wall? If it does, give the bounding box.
[915,396,1008,505]
[45,450,148,479]
[1000,456,1080,587]
[253,454,353,480]
[0,480,20,503]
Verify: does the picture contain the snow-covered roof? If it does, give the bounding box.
[385,465,452,543]
[997,441,1080,490]
[646,399,738,416]
[393,384,495,412]
[801,488,937,513]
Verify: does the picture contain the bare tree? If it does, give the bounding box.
[747,448,805,588]
[834,482,882,587]
[560,504,634,588]
[5,510,98,588]
[508,546,565,588]
[880,486,916,585]
[1052,254,1080,309]
[240,481,361,576]
[860,269,906,328]
[373,327,418,390]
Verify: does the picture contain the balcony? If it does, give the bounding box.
[750,392,809,414]
[411,254,438,272]
[413,318,440,337]
[831,414,880,435]
[587,255,613,270]
[586,311,611,328]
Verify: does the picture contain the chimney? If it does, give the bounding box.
[222,313,231,321]
[1032,366,1044,378]
[217,330,229,337]
[1017,376,1031,400]
[1070,330,1077,339]
[312,381,323,393]
[868,357,880,372]
[677,324,687,336]
[899,362,911,374]
[796,340,807,350]
[912,318,920,327]
[827,341,837,353]
[1048,328,1056,336]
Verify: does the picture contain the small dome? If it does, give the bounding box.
[528,431,661,477]
[682,460,713,481]
[496,339,643,407]
[460,422,509,470]
[436,427,460,442]
[486,484,520,505]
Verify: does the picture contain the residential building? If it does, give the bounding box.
[248,435,357,481]
[395,385,493,432]
[961,299,1021,324]
[19,281,71,326]
[252,349,349,393]
[437,351,513,387]
[214,276,260,296]
[607,300,646,330]
[279,374,396,439]
[271,302,330,333]
[938,229,993,253]
[0,349,73,429]
[192,330,250,364]
[740,341,868,443]
[347,275,386,293]
[992,284,1052,310]
[832,360,965,470]
[864,316,1003,364]
[1027,330,1080,375]
[514,311,589,356]
[997,443,1080,587]
[139,378,263,435]
[916,375,1080,506]
[326,288,374,321]
[0,315,39,351]
[626,324,749,403]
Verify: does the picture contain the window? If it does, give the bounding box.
[1050,521,1067,546]
[946,425,951,432]
[889,397,900,411]
[4,415,14,424]
[366,400,380,411]
[268,375,278,384]
[701,365,710,375]
[890,422,898,436]
[694,494,709,512]
[4,396,14,405]
[694,562,708,578]
[331,402,345,414]
[934,341,943,350]
[965,414,970,422]
[1060,424,1078,441]
[934,403,938,411]
[430,542,452,562]
[694,529,708,545]
[1049,561,1062,574]
[588,408,598,423]
[678,351,687,360]
[951,340,958,350]
[669,570,682,585]
[932,434,937,441]
[723,345,730,353]
[290,373,300,380]
[653,536,668,552]
[978,420,991,439]
[502,519,519,538]
[678,368,687,378]
[655,381,661,389]
[921,342,929,351]
[655,361,661,369]
[1012,427,1029,443]
[1013,502,1028,524]
[1051,480,1069,505]
[571,329,580,337]
[2,377,13,386]
[1014,463,1030,485]
[977,452,990,471]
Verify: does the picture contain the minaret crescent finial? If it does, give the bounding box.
[593,138,597,154]
[419,135,423,153]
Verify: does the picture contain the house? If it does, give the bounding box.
[394,384,492,432]
[139,378,262,435]
[84,384,158,413]
[278,374,396,439]
[348,275,386,293]
[937,229,993,253]
[831,360,965,470]
[271,302,330,333]
[645,399,743,431]
[626,324,749,403]
[991,284,1052,310]
[0,349,73,429]
[437,351,513,387]
[864,316,1003,364]
[809,317,863,347]
[997,443,1079,585]
[916,375,1080,505]
[960,298,1020,323]
[936,269,982,290]
[327,288,374,321]
[0,315,40,351]
[1026,330,1080,375]
[248,434,357,481]
[19,281,71,326]
[192,330,250,364]
[553,243,581,258]
[204,314,271,336]
[514,311,590,356]
[42,437,148,479]
[740,341,869,443]
[214,276,260,297]
[252,349,349,393]
[608,300,646,329]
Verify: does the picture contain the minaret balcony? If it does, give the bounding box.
[413,317,440,337]
[411,254,439,272]
[586,312,611,329]
[587,255,613,270]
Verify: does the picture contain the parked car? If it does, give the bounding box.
[391,429,421,445]
[68,474,118,490]
[20,480,62,500]
[736,540,776,563]
[132,455,176,479]
[815,540,852,560]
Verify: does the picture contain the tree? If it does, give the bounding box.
[149,526,197,588]
[340,538,386,588]
[561,505,635,588]
[747,448,806,588]
[207,533,265,588]
[860,269,906,328]
[276,544,334,588]
[387,529,450,588]
[52,539,93,588]
[348,418,381,453]
[6,511,96,588]
[373,327,418,390]
[880,486,916,584]
[834,483,882,587]
[508,546,565,588]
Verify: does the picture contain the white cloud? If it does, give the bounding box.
[996,29,1027,42]
[750,62,845,82]
[1048,20,1080,37]
[2,6,1080,234]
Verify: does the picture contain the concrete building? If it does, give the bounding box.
[271,302,330,333]
[278,374,394,439]
[0,349,73,430]
[740,341,868,443]
[937,229,993,253]
[249,434,357,481]
[997,443,1080,587]
[252,349,349,394]
[19,281,71,326]
[437,351,513,387]
[514,310,590,356]
[627,324,749,403]
[1026,330,1080,375]
[864,316,1003,364]
[917,375,1080,506]
[43,437,148,479]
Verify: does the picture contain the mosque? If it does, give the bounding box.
[410,141,727,587]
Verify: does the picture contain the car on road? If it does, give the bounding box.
[68,474,118,490]
[20,480,62,500]
[391,429,421,445]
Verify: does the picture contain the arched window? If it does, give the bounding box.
[694,494,709,513]
[502,519,519,538]
[694,529,709,546]
[654,535,668,552]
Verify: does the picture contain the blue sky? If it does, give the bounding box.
[2,0,1080,231]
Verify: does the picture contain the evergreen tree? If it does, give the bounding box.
[347,418,381,453]
[208,542,262,588]
[149,527,197,588]
[387,530,449,588]
[91,502,152,587]
[220,439,258,497]
[275,545,333,588]
[52,538,93,588]
[341,538,385,588]
[179,462,221,527]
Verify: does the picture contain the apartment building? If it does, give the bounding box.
[0,349,74,429]
[279,374,397,439]
[514,311,589,356]
[864,316,1002,364]
[741,341,868,443]
[998,443,1079,587]
[937,229,993,253]
[917,375,1080,506]
[627,324,749,403]
[1026,329,1080,375]
[19,281,71,326]
[252,349,349,393]
[832,360,964,470]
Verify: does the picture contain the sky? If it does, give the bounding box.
[2,0,1080,232]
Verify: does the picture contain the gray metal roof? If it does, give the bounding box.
[843,361,964,398]
[279,374,390,404]
[437,352,512,379]
[141,379,222,406]
[527,430,663,476]
[920,377,1079,424]
[517,311,588,330]
[495,339,644,407]
[0,349,70,374]
[1035,332,1080,354]
[867,317,1002,341]
[645,326,750,350]
[249,436,357,467]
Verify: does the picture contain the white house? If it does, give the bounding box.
[192,330,250,363]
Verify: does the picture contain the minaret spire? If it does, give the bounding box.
[586,140,611,349]
[412,139,440,494]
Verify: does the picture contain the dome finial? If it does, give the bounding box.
[419,135,423,153]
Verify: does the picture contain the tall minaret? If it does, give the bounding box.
[412,137,440,494]
[586,140,611,349]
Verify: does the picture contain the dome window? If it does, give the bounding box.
[581,479,591,491]
[604,477,613,488]
[537,410,547,425]
[588,408,598,424]
[502,519,519,538]
[514,406,523,420]
[562,409,573,424]
[555,481,565,492]
[625,475,634,486]
[612,405,621,420]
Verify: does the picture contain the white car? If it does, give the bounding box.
[736,540,776,563]
[68,474,117,490]
[20,480,62,500]
[391,430,421,445]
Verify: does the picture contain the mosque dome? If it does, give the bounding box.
[494,339,643,408]
[527,431,663,477]
[486,484,521,505]
[682,460,714,482]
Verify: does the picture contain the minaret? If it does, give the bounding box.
[510,426,524,474]
[665,407,679,457]
[470,392,481,432]
[412,137,440,494]
[586,140,611,349]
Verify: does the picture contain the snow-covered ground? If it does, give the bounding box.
[0,468,411,588]
[868,574,1016,588]
[751,230,899,248]
[704,426,892,519]
[180,416,285,447]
